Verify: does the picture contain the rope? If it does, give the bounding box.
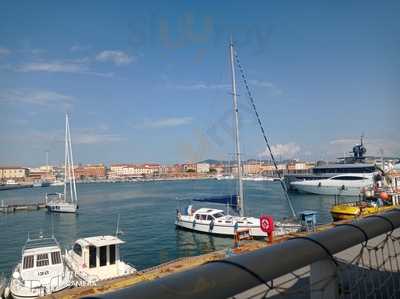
[233,46,296,218]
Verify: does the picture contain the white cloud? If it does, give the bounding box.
[73,132,125,144]
[95,50,134,65]
[173,82,230,90]
[0,89,73,106]
[18,62,86,73]
[260,142,301,159]
[0,47,11,57]
[248,79,283,96]
[135,117,193,128]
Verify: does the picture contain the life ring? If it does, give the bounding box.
[260,215,274,234]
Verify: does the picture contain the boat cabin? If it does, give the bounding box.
[18,237,65,284]
[191,208,225,220]
[68,235,125,280]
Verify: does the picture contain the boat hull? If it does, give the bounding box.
[292,183,364,196]
[46,202,77,213]
[330,203,398,221]
[175,217,300,238]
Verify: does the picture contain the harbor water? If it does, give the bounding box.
[0,179,337,275]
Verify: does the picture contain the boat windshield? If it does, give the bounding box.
[213,212,225,218]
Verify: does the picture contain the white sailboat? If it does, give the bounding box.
[175,41,301,238]
[46,114,78,213]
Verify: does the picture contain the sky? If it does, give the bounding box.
[0,1,399,166]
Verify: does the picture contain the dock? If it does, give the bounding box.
[0,201,46,213]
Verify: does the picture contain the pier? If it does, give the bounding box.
[0,200,46,213]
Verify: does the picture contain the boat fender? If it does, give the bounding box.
[341,185,345,191]
[192,219,196,228]
[318,182,322,187]
[209,219,214,231]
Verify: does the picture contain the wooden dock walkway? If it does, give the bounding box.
[0,201,46,213]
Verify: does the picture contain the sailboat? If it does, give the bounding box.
[175,41,301,238]
[45,114,78,213]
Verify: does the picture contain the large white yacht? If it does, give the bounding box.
[64,235,136,284]
[46,114,78,213]
[290,173,375,196]
[175,41,301,238]
[9,236,72,299]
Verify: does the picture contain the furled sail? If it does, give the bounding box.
[193,195,238,211]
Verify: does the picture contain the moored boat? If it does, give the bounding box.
[330,191,400,221]
[46,114,78,214]
[9,235,72,299]
[64,235,136,283]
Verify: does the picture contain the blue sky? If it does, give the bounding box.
[0,1,399,166]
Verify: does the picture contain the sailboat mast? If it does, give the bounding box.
[64,114,68,198]
[229,40,244,217]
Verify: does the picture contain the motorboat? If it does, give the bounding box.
[290,173,375,196]
[175,41,301,238]
[50,180,64,187]
[9,235,72,299]
[46,114,78,213]
[64,235,136,283]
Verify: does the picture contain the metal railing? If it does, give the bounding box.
[84,209,400,299]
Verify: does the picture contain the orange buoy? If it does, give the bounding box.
[380,192,390,201]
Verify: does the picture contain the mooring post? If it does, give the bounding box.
[310,259,338,299]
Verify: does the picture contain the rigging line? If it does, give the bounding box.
[233,48,296,218]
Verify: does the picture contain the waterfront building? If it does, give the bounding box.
[74,164,106,180]
[196,163,210,173]
[0,166,29,182]
[109,163,160,178]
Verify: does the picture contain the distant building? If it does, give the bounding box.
[109,163,160,178]
[182,163,196,172]
[74,164,106,180]
[0,166,29,182]
[196,163,210,173]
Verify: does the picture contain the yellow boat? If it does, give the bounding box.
[330,201,398,221]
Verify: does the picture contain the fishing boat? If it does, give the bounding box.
[175,41,301,238]
[9,235,72,299]
[46,114,78,213]
[64,235,136,283]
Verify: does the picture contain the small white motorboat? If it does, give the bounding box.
[9,235,72,299]
[64,235,136,284]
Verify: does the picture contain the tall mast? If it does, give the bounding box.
[64,114,68,197]
[229,40,244,216]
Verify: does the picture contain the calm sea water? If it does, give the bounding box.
[0,179,336,275]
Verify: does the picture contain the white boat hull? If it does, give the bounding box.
[290,173,375,196]
[46,202,77,213]
[175,216,300,238]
